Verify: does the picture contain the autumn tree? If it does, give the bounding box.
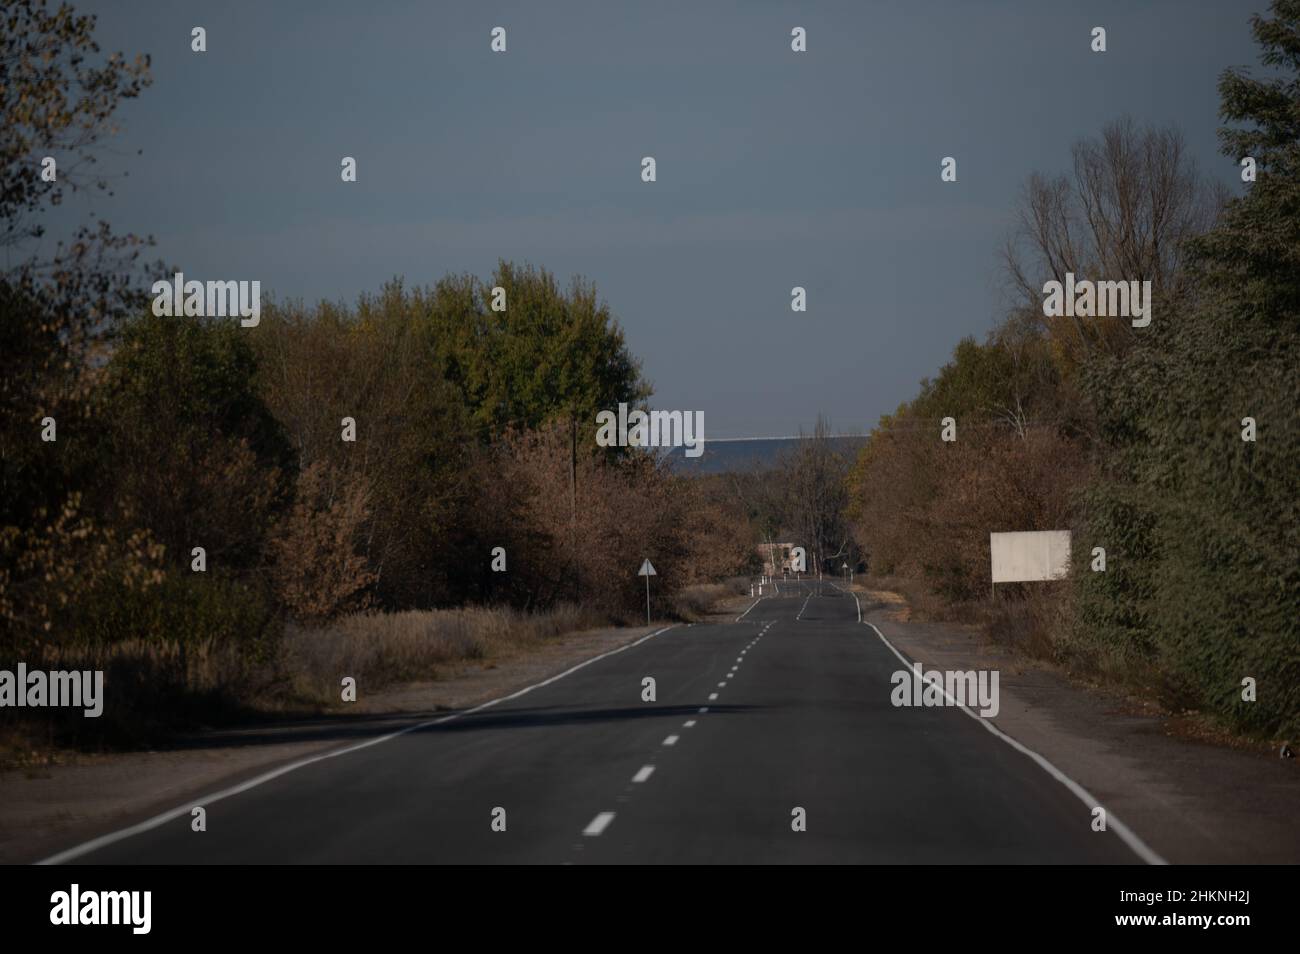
[252,288,475,614]
[1,1,158,649]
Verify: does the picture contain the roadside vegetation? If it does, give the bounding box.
[0,3,755,763]
[847,4,1299,738]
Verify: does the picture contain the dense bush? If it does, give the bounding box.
[69,573,282,657]
[1070,5,1300,734]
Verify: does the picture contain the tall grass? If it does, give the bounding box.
[0,603,609,763]
[280,603,606,700]
[1,638,266,753]
[670,576,750,621]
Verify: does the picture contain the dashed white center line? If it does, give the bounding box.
[708,692,718,701]
[726,673,734,679]
[662,735,679,746]
[683,719,696,727]
[583,812,616,836]
[632,765,655,783]
[699,706,709,713]
[717,681,726,687]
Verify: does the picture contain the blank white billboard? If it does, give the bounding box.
[990,530,1071,583]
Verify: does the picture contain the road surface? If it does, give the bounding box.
[50,582,1148,864]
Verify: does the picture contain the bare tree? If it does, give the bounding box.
[1003,117,1225,363]
[780,416,853,577]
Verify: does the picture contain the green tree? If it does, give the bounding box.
[94,313,293,573]
[1075,0,1300,734]
[428,261,650,440]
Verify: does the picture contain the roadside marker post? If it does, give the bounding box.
[638,558,657,625]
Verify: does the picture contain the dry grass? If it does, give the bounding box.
[859,574,985,622]
[3,584,747,766]
[670,576,750,621]
[866,572,1075,649]
[0,638,267,761]
[279,603,607,702]
[984,583,1073,660]
[0,602,609,766]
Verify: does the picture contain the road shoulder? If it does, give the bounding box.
[864,594,1300,864]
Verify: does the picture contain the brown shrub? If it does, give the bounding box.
[851,423,1087,607]
[0,493,165,652]
[466,421,751,620]
[269,460,376,623]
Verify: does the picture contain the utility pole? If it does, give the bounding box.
[570,412,578,601]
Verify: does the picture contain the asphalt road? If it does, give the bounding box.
[55,581,1147,864]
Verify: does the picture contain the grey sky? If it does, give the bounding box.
[67,0,1260,438]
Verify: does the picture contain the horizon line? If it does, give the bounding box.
[684,434,867,443]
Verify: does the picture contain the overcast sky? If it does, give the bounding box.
[64,0,1260,438]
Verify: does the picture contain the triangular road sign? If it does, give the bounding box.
[638,559,657,577]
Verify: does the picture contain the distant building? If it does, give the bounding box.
[757,542,797,577]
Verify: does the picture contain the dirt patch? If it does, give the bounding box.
[861,588,911,622]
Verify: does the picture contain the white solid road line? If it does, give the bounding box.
[861,618,1168,866]
[827,580,862,623]
[39,623,681,865]
[796,593,812,620]
[662,735,679,746]
[583,812,616,836]
[735,598,762,622]
[632,766,655,783]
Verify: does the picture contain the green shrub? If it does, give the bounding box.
[68,572,282,660]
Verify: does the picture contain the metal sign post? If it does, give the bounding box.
[638,559,657,625]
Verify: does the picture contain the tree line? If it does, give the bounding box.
[847,2,1299,737]
[0,2,754,675]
